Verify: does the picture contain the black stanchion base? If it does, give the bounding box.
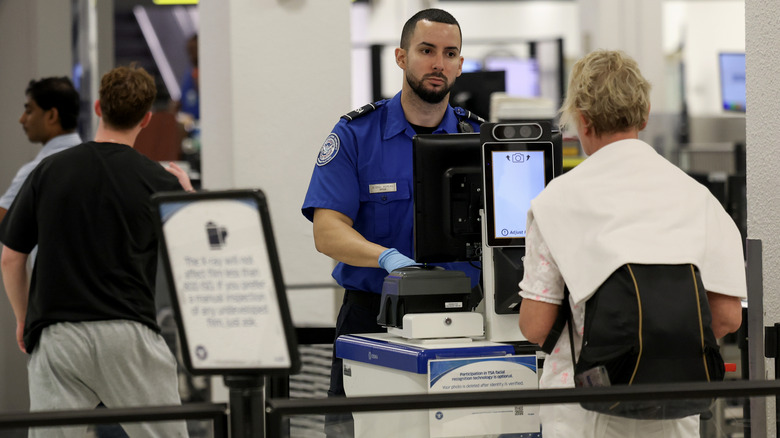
[224,375,265,438]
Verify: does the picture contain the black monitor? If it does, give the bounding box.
[719,52,746,112]
[413,126,561,314]
[449,70,506,120]
[413,133,483,263]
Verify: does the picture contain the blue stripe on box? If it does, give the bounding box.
[335,335,516,374]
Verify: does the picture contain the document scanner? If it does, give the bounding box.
[377,266,483,339]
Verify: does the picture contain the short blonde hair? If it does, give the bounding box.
[559,50,651,137]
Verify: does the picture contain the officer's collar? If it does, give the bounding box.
[384,92,458,140]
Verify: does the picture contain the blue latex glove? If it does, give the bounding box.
[378,248,416,273]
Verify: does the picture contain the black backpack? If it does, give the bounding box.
[542,264,724,420]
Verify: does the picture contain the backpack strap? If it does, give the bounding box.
[565,288,577,365]
[540,285,572,354]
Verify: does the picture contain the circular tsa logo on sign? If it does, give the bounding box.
[317,133,340,166]
[195,345,208,361]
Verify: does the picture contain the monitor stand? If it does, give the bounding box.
[479,210,528,343]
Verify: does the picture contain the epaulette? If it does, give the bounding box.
[453,107,486,133]
[341,100,387,122]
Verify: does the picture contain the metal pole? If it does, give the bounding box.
[224,375,265,438]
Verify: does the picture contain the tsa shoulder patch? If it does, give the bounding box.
[317,133,340,166]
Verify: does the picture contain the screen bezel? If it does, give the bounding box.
[482,141,554,248]
[151,189,300,376]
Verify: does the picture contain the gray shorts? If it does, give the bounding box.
[28,320,188,438]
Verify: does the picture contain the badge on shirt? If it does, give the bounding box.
[317,133,340,166]
[369,183,397,193]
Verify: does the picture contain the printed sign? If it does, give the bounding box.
[153,190,298,374]
[428,356,540,437]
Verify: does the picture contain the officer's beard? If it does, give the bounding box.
[407,72,453,104]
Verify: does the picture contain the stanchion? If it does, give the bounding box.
[224,375,265,438]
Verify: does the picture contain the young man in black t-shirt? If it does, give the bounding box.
[0,65,193,438]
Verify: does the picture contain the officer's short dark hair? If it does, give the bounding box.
[25,77,80,131]
[400,8,461,51]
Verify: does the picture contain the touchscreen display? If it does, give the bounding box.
[483,141,554,247]
[490,149,547,240]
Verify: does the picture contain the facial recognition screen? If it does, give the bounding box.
[152,190,298,375]
[483,142,554,247]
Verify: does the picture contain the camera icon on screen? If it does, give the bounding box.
[206,221,228,249]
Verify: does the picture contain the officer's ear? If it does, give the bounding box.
[395,47,406,70]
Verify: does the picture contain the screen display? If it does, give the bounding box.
[490,150,547,240]
[483,141,554,247]
[484,57,541,98]
[461,58,483,73]
[719,53,746,112]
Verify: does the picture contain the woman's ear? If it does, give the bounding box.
[641,104,651,131]
[578,111,591,136]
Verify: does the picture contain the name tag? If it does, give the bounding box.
[369,183,397,194]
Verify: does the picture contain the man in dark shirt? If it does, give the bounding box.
[0,65,192,438]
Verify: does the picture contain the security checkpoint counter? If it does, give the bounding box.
[336,333,541,438]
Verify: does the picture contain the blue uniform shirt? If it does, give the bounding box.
[179,70,199,120]
[302,91,481,294]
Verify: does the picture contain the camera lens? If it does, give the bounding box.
[493,123,543,140]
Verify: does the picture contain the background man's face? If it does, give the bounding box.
[19,96,51,144]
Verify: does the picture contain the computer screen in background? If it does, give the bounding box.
[461,58,482,73]
[719,52,746,112]
[484,57,541,98]
[449,70,506,121]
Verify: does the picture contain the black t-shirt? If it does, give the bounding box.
[0,142,182,352]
